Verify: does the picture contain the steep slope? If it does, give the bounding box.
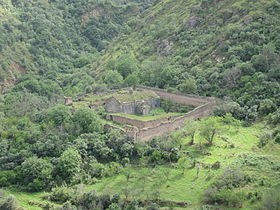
[96,0,280,121]
[0,0,157,94]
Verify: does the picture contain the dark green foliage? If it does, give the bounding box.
[19,157,53,191]
[47,185,158,210]
[0,171,16,187]
[204,188,245,207]
[203,167,249,207]
[274,134,280,144]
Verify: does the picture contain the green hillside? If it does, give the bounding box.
[95,0,280,122]
[1,0,280,209]
[0,0,157,94]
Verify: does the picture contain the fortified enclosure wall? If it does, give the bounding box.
[104,86,217,141]
[107,114,181,129]
[134,85,213,107]
[136,102,214,141]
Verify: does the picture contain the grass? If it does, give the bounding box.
[88,124,280,209]
[3,190,54,210]
[72,93,115,109]
[7,123,280,209]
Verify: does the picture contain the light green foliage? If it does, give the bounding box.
[103,70,124,89]
[72,108,103,134]
[183,119,199,145]
[57,148,82,184]
[177,156,189,174]
[200,116,223,145]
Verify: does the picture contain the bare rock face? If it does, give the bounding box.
[157,39,173,56]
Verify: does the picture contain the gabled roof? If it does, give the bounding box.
[111,90,159,103]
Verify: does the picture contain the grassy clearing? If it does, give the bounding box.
[7,123,280,209]
[3,190,50,210]
[88,124,280,209]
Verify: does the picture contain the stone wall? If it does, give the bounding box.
[103,85,217,141]
[120,98,160,114]
[107,114,180,129]
[134,85,214,107]
[105,98,121,113]
[135,102,214,141]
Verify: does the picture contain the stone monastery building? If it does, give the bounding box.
[105,90,160,115]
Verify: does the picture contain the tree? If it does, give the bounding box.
[220,113,241,128]
[115,54,138,78]
[124,72,140,86]
[20,157,53,191]
[56,148,82,184]
[177,156,189,175]
[259,99,277,116]
[47,104,71,127]
[72,108,103,135]
[200,116,222,146]
[103,70,123,89]
[178,78,197,94]
[183,119,199,145]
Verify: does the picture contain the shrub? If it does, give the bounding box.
[0,191,19,210]
[20,157,53,191]
[274,133,280,144]
[213,167,248,189]
[48,186,75,203]
[0,171,16,187]
[204,187,245,207]
[262,185,280,210]
[258,131,272,148]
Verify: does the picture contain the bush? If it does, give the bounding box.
[274,134,280,144]
[0,190,19,210]
[262,185,280,210]
[258,131,272,148]
[48,186,75,203]
[0,171,16,187]
[20,157,53,191]
[213,167,248,189]
[88,163,107,178]
[204,187,245,207]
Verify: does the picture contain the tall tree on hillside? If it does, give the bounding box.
[183,119,199,145]
[200,116,222,146]
[177,156,189,175]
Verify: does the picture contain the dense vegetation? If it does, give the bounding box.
[0,0,280,209]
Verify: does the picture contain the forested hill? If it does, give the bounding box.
[95,0,280,122]
[0,0,280,119]
[0,0,157,93]
[1,1,280,209]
